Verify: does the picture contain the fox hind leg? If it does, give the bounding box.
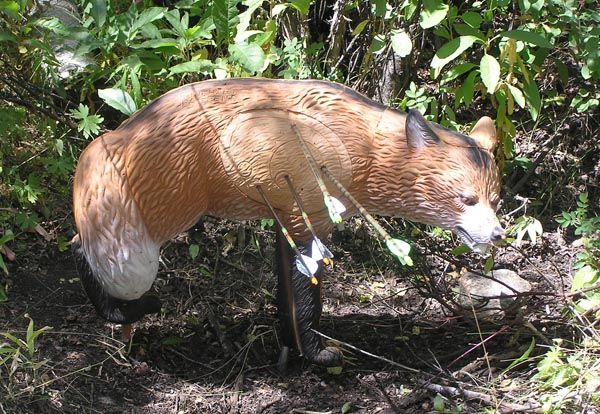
[275,228,343,367]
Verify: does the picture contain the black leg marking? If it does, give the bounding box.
[276,228,343,367]
[72,237,161,324]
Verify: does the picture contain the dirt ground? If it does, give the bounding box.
[1,110,598,413]
[0,221,586,413]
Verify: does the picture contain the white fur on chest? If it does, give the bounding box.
[81,218,160,301]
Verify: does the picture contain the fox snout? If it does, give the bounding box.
[455,204,505,254]
[490,225,505,243]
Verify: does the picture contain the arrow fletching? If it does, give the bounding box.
[386,238,413,266]
[311,238,333,261]
[295,254,319,277]
[324,195,346,224]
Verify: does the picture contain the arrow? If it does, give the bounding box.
[321,166,413,266]
[290,124,346,225]
[284,175,335,266]
[256,185,320,285]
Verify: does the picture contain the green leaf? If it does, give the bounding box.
[229,43,266,74]
[370,33,386,55]
[431,35,479,78]
[522,78,541,121]
[34,17,69,35]
[326,365,343,375]
[484,256,494,273]
[272,4,288,16]
[164,9,185,36]
[500,30,552,49]
[480,54,500,93]
[189,244,200,260]
[352,20,369,37]
[341,402,353,414]
[554,58,569,85]
[441,62,476,84]
[169,60,215,75]
[132,38,178,49]
[572,265,598,291]
[462,11,482,28]
[420,0,449,29]
[130,7,166,35]
[0,230,14,246]
[213,0,240,44]
[390,29,412,57]
[98,88,137,116]
[503,338,535,374]
[161,336,184,346]
[290,0,311,15]
[70,104,103,139]
[0,31,17,42]
[373,0,387,17]
[451,244,471,256]
[0,282,6,300]
[0,1,19,18]
[507,84,526,108]
[433,394,445,411]
[89,0,107,28]
[235,0,263,43]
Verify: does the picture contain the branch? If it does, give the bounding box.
[419,381,542,413]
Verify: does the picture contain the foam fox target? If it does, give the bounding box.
[72,78,505,365]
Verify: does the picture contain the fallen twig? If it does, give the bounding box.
[310,329,423,374]
[447,326,510,368]
[419,381,542,413]
[291,410,333,414]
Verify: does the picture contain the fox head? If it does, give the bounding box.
[401,110,504,253]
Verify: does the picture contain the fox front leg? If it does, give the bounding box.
[275,228,342,368]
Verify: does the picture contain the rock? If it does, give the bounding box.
[457,269,531,321]
[33,0,92,78]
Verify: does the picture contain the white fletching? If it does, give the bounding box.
[295,254,319,277]
[311,238,333,261]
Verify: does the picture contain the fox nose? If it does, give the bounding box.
[491,226,505,242]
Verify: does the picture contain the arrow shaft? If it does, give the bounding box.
[320,166,392,242]
[290,124,333,200]
[255,184,313,276]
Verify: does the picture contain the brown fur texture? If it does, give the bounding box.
[74,79,499,245]
[72,79,502,360]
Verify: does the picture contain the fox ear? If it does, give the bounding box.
[470,116,497,151]
[405,109,440,150]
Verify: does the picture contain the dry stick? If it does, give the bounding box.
[313,328,542,412]
[446,326,510,369]
[419,382,541,413]
[310,328,422,374]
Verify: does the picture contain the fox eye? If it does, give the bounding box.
[460,192,479,206]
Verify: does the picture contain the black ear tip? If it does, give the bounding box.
[405,108,439,149]
[407,108,425,121]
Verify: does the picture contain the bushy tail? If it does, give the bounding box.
[71,236,161,324]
